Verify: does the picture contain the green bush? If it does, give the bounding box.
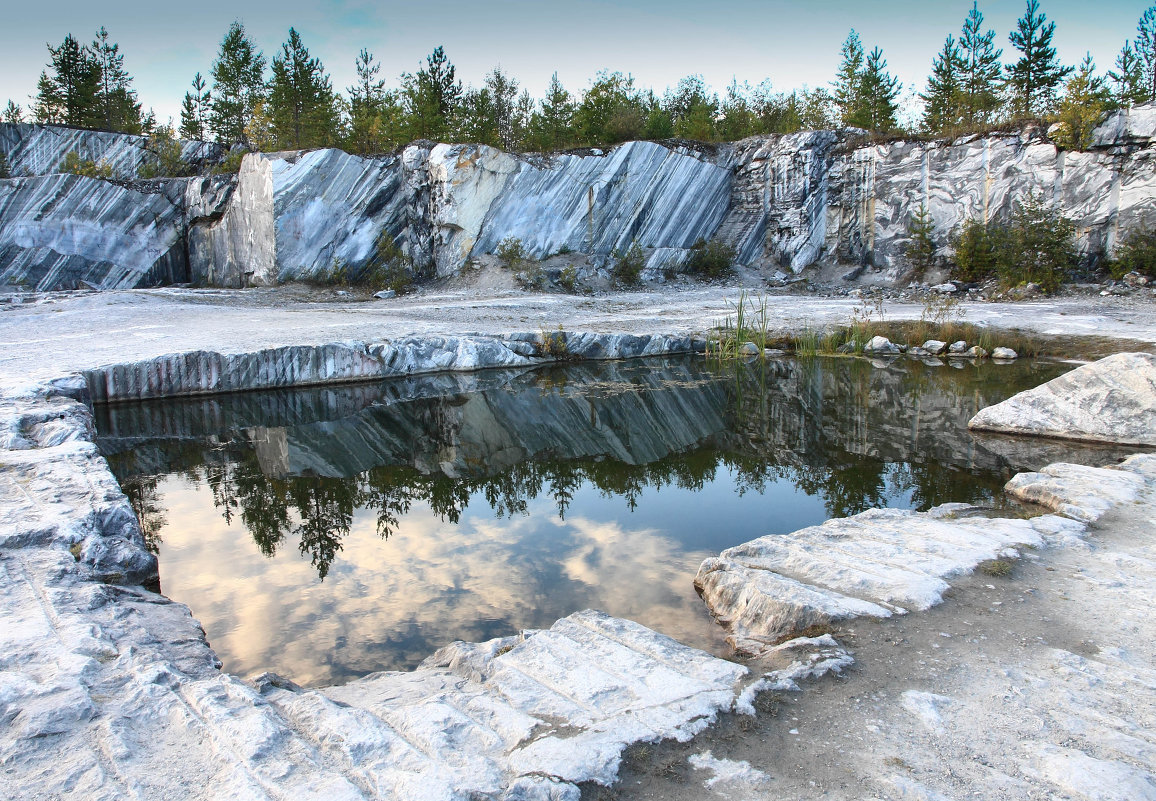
[212,149,247,175]
[559,264,578,293]
[62,151,115,179]
[612,241,645,286]
[496,236,527,269]
[362,230,416,293]
[138,126,188,179]
[1110,228,1156,279]
[905,204,936,279]
[0,150,9,179]
[950,218,1004,283]
[684,238,736,278]
[1001,192,1075,292]
[950,193,1075,293]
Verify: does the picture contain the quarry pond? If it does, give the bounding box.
[91,354,1128,687]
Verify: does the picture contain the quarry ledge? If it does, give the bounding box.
[76,330,704,403]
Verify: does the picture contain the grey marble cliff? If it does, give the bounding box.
[4,104,1156,290]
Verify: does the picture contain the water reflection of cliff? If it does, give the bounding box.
[98,356,1118,582]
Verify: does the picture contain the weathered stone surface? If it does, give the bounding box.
[0,376,750,800]
[0,173,191,289]
[8,104,1156,289]
[922,339,947,355]
[991,346,1018,360]
[473,141,731,278]
[82,333,697,402]
[695,505,1075,655]
[0,122,224,179]
[969,352,1156,445]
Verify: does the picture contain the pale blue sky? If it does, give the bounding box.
[2,0,1149,127]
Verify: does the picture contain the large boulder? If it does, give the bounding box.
[968,352,1156,445]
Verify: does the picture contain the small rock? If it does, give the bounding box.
[842,265,867,282]
[1123,271,1150,287]
[948,340,969,354]
[991,347,1018,360]
[740,342,760,356]
[864,335,899,354]
[907,346,930,357]
[373,289,396,300]
[335,290,349,296]
[836,342,856,354]
[922,340,947,355]
[931,282,958,293]
[966,346,988,359]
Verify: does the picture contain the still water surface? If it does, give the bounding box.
[96,356,1121,686]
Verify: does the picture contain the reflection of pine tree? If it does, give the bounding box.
[122,476,167,554]
[289,477,357,580]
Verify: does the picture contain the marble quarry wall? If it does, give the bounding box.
[3,104,1156,290]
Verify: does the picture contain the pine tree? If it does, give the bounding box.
[832,30,866,126]
[347,49,385,154]
[3,101,22,123]
[535,72,575,150]
[905,204,936,277]
[1055,54,1112,150]
[1006,0,1072,116]
[1138,6,1156,101]
[922,35,965,133]
[958,1,1003,126]
[91,27,141,133]
[268,28,339,149]
[860,47,901,132]
[1109,41,1147,106]
[484,67,520,149]
[36,35,101,127]
[402,46,462,141]
[180,73,211,141]
[209,21,267,146]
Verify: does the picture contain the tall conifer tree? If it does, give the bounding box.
[922,36,965,133]
[209,21,267,146]
[1137,6,1156,101]
[268,28,339,149]
[1006,0,1072,116]
[959,2,1003,126]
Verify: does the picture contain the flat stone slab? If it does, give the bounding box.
[969,352,1156,446]
[695,504,1080,656]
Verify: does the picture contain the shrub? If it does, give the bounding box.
[362,230,416,293]
[62,151,115,180]
[1001,192,1075,293]
[138,126,188,179]
[905,204,936,279]
[612,241,645,286]
[1110,228,1156,279]
[950,218,1004,283]
[212,149,247,175]
[559,264,578,293]
[0,150,9,179]
[496,236,527,269]
[684,238,736,278]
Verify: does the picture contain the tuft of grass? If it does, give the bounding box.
[69,542,83,560]
[978,559,1014,577]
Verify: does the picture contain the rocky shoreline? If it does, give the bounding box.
[2,288,1155,798]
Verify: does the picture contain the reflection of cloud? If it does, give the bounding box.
[155,476,729,688]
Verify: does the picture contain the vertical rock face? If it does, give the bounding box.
[0,174,191,290]
[0,122,224,179]
[472,141,732,276]
[5,104,1156,290]
[187,157,273,287]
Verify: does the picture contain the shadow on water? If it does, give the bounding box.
[95,356,1136,684]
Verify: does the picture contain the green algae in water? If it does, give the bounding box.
[95,356,1129,686]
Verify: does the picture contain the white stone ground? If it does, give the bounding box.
[2,285,1156,800]
[1,283,1155,390]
